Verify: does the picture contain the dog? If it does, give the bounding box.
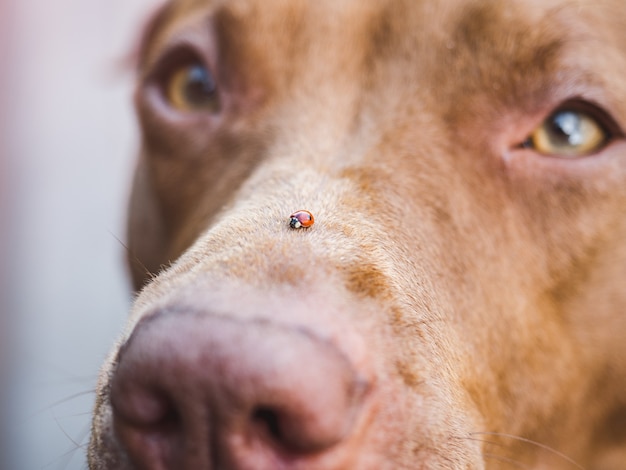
[89,0,626,468]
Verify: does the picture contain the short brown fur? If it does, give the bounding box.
[91,0,626,468]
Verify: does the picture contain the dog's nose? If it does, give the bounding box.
[110,310,369,469]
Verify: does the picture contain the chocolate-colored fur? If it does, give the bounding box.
[90,0,626,468]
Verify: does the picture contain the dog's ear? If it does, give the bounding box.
[126,153,168,291]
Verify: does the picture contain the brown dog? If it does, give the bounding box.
[89,0,626,468]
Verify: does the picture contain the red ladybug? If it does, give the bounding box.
[289,210,314,229]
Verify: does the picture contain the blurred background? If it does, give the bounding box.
[1,0,161,468]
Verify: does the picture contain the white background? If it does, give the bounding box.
[1,1,161,468]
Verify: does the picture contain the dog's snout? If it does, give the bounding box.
[110,310,370,469]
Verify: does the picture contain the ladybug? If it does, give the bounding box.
[289,210,314,229]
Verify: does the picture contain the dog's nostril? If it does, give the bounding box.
[111,383,180,433]
[148,397,181,432]
[252,406,283,441]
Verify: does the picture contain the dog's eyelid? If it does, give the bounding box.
[146,43,212,81]
[519,98,624,158]
[554,99,623,136]
[139,10,220,80]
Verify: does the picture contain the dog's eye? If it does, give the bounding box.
[522,104,615,157]
[165,62,218,112]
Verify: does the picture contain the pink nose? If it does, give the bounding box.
[110,310,370,469]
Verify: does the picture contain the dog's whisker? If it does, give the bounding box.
[55,410,95,419]
[107,230,153,281]
[48,421,91,470]
[471,432,586,470]
[30,389,96,418]
[52,411,83,448]
[483,452,532,470]
[44,443,89,470]
[32,375,98,388]
[460,435,509,449]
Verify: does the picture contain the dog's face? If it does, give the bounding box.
[90,0,626,468]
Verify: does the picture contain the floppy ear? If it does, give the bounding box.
[127,153,169,291]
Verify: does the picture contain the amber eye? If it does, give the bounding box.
[522,106,613,157]
[165,62,218,112]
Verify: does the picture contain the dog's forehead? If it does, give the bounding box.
[142,0,626,53]
[139,0,626,107]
